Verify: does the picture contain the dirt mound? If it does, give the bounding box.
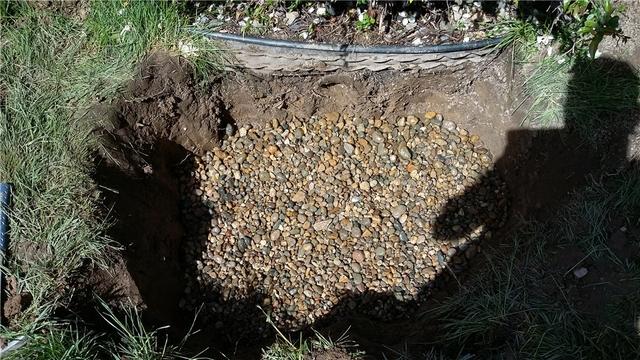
[99,53,225,166]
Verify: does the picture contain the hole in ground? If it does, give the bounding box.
[87,50,524,358]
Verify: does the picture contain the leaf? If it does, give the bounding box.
[603,0,613,14]
[578,25,592,35]
[589,33,604,58]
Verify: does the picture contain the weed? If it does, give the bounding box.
[560,0,627,58]
[2,301,203,359]
[1,323,100,360]
[260,307,363,360]
[99,300,202,360]
[423,167,640,359]
[0,3,112,326]
[287,0,307,12]
[490,19,539,62]
[558,178,616,260]
[239,0,280,36]
[356,13,376,32]
[522,56,639,143]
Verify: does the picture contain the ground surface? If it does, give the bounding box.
[84,3,640,358]
[6,1,640,359]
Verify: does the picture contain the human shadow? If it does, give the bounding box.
[434,57,640,252]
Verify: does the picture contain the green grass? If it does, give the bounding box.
[1,323,101,360]
[260,308,363,360]
[2,301,202,360]
[522,55,640,143]
[422,165,640,359]
[490,19,539,62]
[0,0,222,349]
[99,300,203,360]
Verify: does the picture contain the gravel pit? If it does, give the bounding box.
[176,111,506,330]
[92,54,514,353]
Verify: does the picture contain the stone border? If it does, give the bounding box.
[197,31,501,73]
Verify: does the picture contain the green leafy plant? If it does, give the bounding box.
[356,0,369,7]
[561,0,627,58]
[355,13,376,32]
[241,0,280,35]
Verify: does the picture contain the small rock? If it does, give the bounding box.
[325,112,340,123]
[464,245,477,259]
[391,205,407,218]
[397,142,412,160]
[371,131,384,143]
[573,267,588,279]
[292,190,306,202]
[343,143,355,155]
[353,273,363,285]
[352,250,365,263]
[225,123,235,137]
[442,120,457,132]
[313,219,332,231]
[286,11,299,25]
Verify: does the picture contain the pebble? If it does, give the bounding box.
[178,112,506,330]
[442,120,457,132]
[573,267,588,279]
[397,142,412,160]
[292,190,306,202]
[352,250,365,263]
[391,205,407,218]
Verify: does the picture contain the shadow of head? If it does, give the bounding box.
[432,57,640,243]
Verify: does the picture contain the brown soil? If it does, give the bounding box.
[2,276,32,326]
[307,348,354,360]
[28,0,90,20]
[86,46,639,358]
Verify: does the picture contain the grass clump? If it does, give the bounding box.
[0,0,222,346]
[3,301,201,360]
[1,323,100,360]
[490,19,539,62]
[521,56,639,142]
[261,308,363,360]
[0,2,111,326]
[99,300,202,360]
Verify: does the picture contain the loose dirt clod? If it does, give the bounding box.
[178,112,506,330]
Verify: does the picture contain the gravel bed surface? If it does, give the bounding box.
[179,112,506,329]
